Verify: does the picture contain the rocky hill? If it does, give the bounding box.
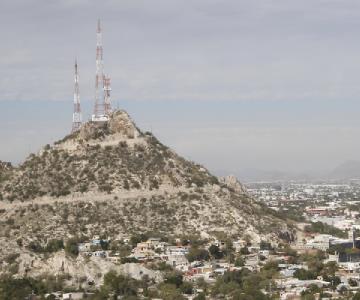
[0,160,12,199]
[1,111,219,201]
[0,110,295,284]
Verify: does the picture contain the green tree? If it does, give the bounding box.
[180,281,193,294]
[100,240,109,250]
[164,272,183,288]
[323,275,341,290]
[301,294,315,300]
[65,238,79,257]
[186,247,210,262]
[102,271,138,297]
[193,292,206,300]
[88,290,109,300]
[130,234,148,247]
[158,283,185,300]
[349,278,358,287]
[208,245,224,259]
[304,221,346,238]
[260,241,272,250]
[293,269,317,280]
[234,256,245,267]
[240,247,250,255]
[321,261,338,276]
[0,276,46,300]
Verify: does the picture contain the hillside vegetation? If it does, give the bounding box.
[0,111,218,202]
[0,110,296,283]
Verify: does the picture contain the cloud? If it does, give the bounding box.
[1,0,360,103]
[159,124,360,173]
[1,1,360,174]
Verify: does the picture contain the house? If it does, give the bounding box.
[277,278,330,290]
[63,293,86,300]
[93,251,107,258]
[338,262,360,273]
[280,291,302,300]
[166,246,189,256]
[132,242,156,260]
[214,267,226,275]
[278,264,303,278]
[90,235,109,246]
[147,237,161,248]
[167,254,189,272]
[186,263,215,282]
[305,207,329,216]
[304,234,334,251]
[259,250,270,258]
[45,292,62,300]
[78,242,92,252]
[233,240,247,252]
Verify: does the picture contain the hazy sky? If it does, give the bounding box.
[1,0,360,178]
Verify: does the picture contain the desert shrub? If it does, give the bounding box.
[65,238,79,257]
[305,222,346,238]
[4,253,20,264]
[121,257,139,264]
[27,241,44,253]
[16,239,23,247]
[45,239,64,253]
[103,270,139,297]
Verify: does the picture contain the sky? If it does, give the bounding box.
[1,0,360,180]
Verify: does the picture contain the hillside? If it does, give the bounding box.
[0,110,295,284]
[1,111,219,201]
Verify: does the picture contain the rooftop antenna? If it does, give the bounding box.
[71,59,82,133]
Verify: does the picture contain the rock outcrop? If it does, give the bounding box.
[219,175,248,195]
[0,161,12,171]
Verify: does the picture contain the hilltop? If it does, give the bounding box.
[1,110,219,201]
[0,110,295,283]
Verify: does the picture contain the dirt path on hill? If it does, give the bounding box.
[0,186,188,210]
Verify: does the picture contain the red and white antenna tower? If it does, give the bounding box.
[94,19,104,118]
[72,59,82,133]
[104,75,112,115]
[92,19,112,121]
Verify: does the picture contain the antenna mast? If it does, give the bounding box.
[71,59,82,133]
[92,19,112,121]
[94,19,104,118]
[104,75,112,115]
